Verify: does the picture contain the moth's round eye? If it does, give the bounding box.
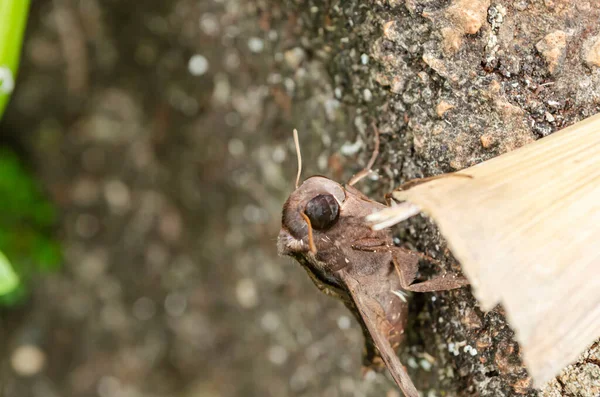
[305,194,339,230]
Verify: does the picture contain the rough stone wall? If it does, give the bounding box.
[1,0,599,396]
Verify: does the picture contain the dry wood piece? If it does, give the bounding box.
[368,112,600,387]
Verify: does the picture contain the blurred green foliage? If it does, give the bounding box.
[0,0,58,304]
[0,249,19,295]
[0,149,62,304]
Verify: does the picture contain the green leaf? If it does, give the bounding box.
[34,238,62,272]
[0,149,62,304]
[0,249,19,295]
[0,0,31,119]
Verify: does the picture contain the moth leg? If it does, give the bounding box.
[384,192,397,207]
[390,246,420,288]
[347,123,380,186]
[351,241,421,288]
[351,238,392,252]
[391,246,469,292]
[401,272,469,292]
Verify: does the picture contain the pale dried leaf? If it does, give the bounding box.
[372,113,600,386]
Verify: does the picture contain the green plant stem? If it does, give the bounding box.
[0,0,31,118]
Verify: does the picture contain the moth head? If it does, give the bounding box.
[278,176,346,256]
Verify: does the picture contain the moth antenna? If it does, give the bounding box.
[348,122,380,186]
[293,129,302,189]
[300,212,317,254]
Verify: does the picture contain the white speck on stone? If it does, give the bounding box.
[212,74,231,105]
[290,367,310,391]
[337,315,351,330]
[228,138,245,157]
[268,345,288,365]
[261,311,281,332]
[334,87,342,98]
[284,47,305,69]
[515,1,528,11]
[420,359,432,371]
[188,54,209,76]
[360,53,369,65]
[545,112,555,122]
[236,278,258,308]
[324,99,340,121]
[103,180,130,211]
[267,73,282,84]
[243,204,268,224]
[340,138,363,156]
[165,292,187,317]
[272,146,286,163]
[448,342,460,356]
[407,357,418,369]
[132,297,156,321]
[199,13,219,36]
[248,37,264,53]
[11,345,46,376]
[363,88,373,102]
[77,252,108,283]
[317,153,328,171]
[0,66,14,94]
[364,370,377,381]
[224,52,240,70]
[431,296,437,302]
[284,77,295,93]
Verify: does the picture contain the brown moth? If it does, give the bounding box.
[277,127,469,397]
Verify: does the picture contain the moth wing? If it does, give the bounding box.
[342,273,418,397]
